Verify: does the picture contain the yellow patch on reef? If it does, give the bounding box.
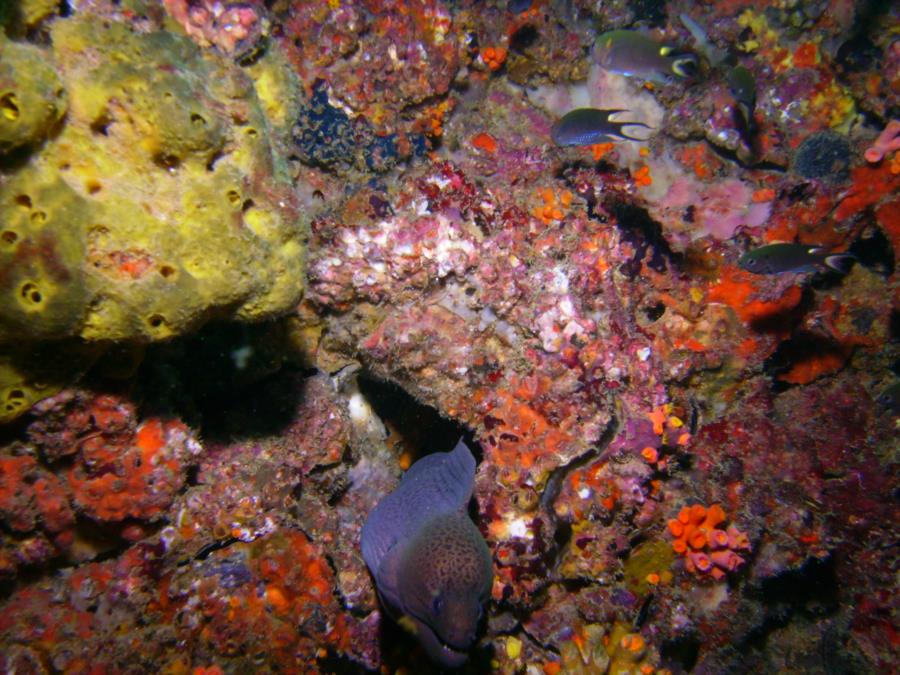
[0,15,309,421]
[811,82,857,132]
[737,10,778,55]
[245,49,304,141]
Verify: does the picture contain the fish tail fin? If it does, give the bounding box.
[617,122,653,141]
[824,254,856,274]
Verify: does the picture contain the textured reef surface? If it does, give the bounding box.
[0,0,898,673]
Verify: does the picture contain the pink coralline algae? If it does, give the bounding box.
[864,119,900,164]
[163,0,267,57]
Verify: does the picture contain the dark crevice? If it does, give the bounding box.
[738,556,840,652]
[537,414,619,575]
[357,374,472,461]
[606,201,681,275]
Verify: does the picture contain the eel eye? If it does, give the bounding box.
[432,596,444,615]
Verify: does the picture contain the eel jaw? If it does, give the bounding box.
[408,615,471,668]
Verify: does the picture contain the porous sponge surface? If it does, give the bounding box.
[0,15,307,346]
[0,37,67,152]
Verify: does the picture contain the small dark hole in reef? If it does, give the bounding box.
[643,302,665,322]
[30,291,42,304]
[509,24,538,52]
[245,128,258,138]
[20,283,40,302]
[148,314,166,328]
[226,189,241,206]
[86,180,102,195]
[159,265,176,279]
[14,194,31,209]
[1,230,17,245]
[660,635,700,672]
[241,199,254,212]
[206,150,225,172]
[30,211,47,224]
[90,115,111,136]
[8,390,24,400]
[190,113,207,127]
[153,153,181,171]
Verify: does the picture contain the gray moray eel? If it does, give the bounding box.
[361,439,492,667]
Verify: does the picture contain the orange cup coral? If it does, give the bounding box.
[667,504,750,580]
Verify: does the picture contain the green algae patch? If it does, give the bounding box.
[623,540,675,597]
[0,15,309,420]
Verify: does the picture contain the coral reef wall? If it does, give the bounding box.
[0,0,898,673]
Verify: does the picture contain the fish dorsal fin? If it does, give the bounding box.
[360,439,477,580]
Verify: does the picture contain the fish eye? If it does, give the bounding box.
[432,596,444,615]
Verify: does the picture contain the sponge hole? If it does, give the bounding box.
[86,179,102,195]
[90,114,111,136]
[226,189,241,206]
[1,230,17,245]
[190,113,207,127]
[14,194,32,209]
[153,153,181,172]
[0,92,20,121]
[20,282,43,305]
[30,211,47,224]
[147,314,166,328]
[158,265,177,279]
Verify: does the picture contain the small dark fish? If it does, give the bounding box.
[552,108,650,146]
[728,65,757,136]
[738,243,855,275]
[634,593,654,629]
[508,0,533,13]
[876,381,900,413]
[595,30,698,84]
[360,440,492,668]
